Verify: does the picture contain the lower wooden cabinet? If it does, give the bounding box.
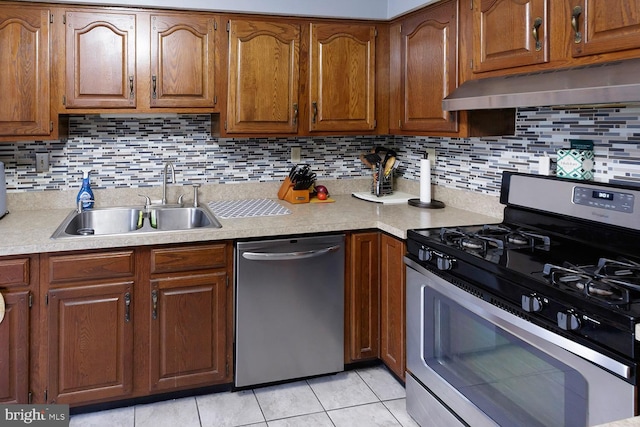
[147,243,232,392]
[345,232,380,362]
[43,250,136,405]
[345,232,406,379]
[47,281,134,404]
[42,243,232,407]
[380,233,406,380]
[0,255,38,404]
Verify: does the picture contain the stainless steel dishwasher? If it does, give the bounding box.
[235,234,345,388]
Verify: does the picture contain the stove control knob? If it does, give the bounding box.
[522,294,544,313]
[418,247,432,262]
[436,255,454,271]
[557,311,581,331]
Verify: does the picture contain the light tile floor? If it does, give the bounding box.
[70,365,419,427]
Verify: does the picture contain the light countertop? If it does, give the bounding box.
[0,194,501,256]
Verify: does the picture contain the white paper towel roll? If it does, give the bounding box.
[419,158,431,203]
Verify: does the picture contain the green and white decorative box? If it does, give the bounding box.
[556,140,595,180]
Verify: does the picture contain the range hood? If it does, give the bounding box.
[443,58,640,111]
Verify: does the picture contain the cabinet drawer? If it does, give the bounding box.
[150,244,227,274]
[46,250,135,285]
[0,257,32,288]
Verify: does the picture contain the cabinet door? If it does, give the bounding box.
[0,7,50,136]
[380,234,406,380]
[48,282,134,404]
[150,14,217,108]
[227,20,300,134]
[472,0,548,72]
[64,10,136,108]
[309,23,376,132]
[345,232,379,362]
[0,291,30,403]
[149,272,228,391]
[571,0,640,57]
[392,0,458,133]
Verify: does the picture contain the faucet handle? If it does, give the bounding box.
[139,194,152,210]
[192,183,201,207]
[177,194,185,207]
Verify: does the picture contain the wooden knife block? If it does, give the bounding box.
[278,177,310,204]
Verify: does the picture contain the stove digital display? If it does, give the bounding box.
[593,191,614,201]
[573,187,634,213]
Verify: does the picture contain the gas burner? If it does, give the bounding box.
[440,227,504,255]
[481,224,551,248]
[543,263,631,305]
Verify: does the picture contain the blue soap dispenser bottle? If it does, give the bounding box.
[77,169,94,210]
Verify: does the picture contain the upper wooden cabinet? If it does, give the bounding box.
[472,0,549,73]
[64,10,137,109]
[150,13,217,108]
[309,23,376,132]
[389,0,459,134]
[0,6,51,137]
[226,19,300,134]
[58,7,220,112]
[570,0,640,58]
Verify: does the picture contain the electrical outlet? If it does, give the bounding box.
[291,146,301,163]
[424,148,436,166]
[35,152,49,172]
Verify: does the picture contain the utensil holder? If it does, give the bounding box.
[371,165,393,196]
[278,178,310,204]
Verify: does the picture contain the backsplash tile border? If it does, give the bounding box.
[0,106,639,197]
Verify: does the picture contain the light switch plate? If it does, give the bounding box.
[35,153,49,172]
[291,146,301,163]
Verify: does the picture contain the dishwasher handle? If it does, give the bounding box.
[241,244,341,261]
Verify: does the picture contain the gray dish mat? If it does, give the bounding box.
[208,199,291,219]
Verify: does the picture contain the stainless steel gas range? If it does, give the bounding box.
[405,172,640,427]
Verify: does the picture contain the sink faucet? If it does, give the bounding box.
[162,161,176,205]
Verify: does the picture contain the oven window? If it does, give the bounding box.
[424,289,588,427]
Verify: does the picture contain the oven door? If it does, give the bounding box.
[405,259,636,427]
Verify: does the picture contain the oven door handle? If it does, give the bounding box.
[405,258,634,381]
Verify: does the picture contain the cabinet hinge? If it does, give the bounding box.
[62,95,66,106]
[226,21,230,32]
[28,391,33,404]
[28,292,33,308]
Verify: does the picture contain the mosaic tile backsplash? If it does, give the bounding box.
[1,106,639,196]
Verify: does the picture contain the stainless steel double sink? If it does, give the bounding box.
[51,205,222,239]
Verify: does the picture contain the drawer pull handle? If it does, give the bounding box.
[0,292,5,324]
[152,290,158,320]
[152,75,157,99]
[312,101,318,124]
[572,6,582,43]
[532,17,543,51]
[124,292,131,323]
